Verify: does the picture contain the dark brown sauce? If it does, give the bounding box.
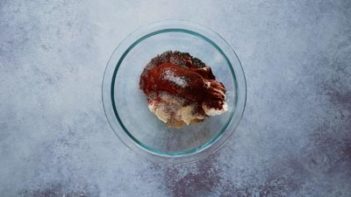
[139,51,226,115]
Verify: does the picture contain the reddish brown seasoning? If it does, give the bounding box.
[139,51,226,116]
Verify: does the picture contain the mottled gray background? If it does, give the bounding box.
[0,0,350,196]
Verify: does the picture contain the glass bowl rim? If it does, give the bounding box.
[102,20,247,164]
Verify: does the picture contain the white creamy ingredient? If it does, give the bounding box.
[202,102,228,116]
[148,93,227,126]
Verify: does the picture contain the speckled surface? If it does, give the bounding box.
[1,0,350,196]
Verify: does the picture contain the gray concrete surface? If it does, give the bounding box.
[1,0,350,196]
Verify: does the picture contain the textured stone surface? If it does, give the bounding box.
[0,0,350,196]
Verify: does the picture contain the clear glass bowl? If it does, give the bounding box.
[102,21,246,163]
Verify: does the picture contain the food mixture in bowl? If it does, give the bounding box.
[139,51,227,128]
